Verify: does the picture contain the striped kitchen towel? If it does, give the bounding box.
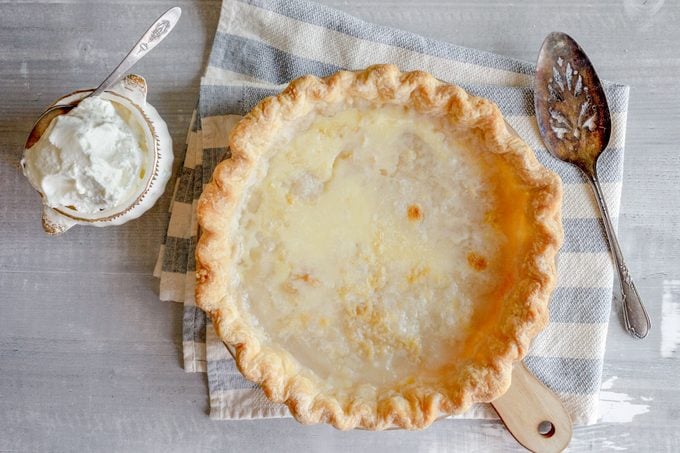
[155,0,629,425]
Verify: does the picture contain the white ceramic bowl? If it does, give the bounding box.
[23,74,173,234]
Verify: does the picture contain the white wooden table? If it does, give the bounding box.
[1,1,678,451]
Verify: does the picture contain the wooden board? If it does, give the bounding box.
[493,364,573,453]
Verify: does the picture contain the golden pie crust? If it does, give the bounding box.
[196,65,563,430]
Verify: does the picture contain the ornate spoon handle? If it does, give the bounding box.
[91,7,182,98]
[587,171,651,338]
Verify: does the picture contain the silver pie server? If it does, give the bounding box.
[534,32,651,339]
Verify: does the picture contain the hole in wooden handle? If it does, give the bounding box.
[537,420,556,438]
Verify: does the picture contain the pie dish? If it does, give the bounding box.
[195,65,563,430]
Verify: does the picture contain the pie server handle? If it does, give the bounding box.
[491,362,573,453]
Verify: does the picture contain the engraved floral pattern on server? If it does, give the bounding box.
[547,56,598,142]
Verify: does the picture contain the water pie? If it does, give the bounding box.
[196,65,563,430]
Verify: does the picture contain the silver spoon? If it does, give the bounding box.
[25,6,182,149]
[534,32,651,339]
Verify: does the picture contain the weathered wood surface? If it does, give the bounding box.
[1,0,678,451]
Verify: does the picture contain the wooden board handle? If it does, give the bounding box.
[491,363,573,452]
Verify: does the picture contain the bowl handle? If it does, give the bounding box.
[42,206,77,235]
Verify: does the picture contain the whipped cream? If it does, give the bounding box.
[22,97,146,213]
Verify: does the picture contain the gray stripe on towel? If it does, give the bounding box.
[173,155,195,205]
[201,148,230,187]
[562,218,608,253]
[209,33,342,85]
[162,236,190,274]
[549,287,612,324]
[183,306,207,343]
[186,236,197,272]
[192,162,203,203]
[524,356,602,394]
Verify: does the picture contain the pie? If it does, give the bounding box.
[196,65,563,430]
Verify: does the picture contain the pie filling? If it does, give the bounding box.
[230,105,527,390]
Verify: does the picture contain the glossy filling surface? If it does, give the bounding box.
[231,106,524,389]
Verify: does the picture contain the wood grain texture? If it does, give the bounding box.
[492,364,573,453]
[1,0,678,451]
